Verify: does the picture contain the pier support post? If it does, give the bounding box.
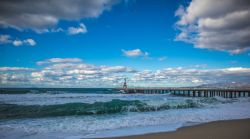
[198,91,201,97]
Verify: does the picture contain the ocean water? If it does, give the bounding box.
[0,88,250,139]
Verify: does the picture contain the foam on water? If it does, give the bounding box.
[1,89,250,138]
[0,96,250,139]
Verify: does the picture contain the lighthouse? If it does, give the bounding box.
[123,78,127,90]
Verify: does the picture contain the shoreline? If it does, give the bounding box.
[102,118,250,139]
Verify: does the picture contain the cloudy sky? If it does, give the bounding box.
[0,0,250,87]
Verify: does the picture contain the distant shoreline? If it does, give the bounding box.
[103,118,250,139]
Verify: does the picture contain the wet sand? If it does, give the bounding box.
[103,118,250,139]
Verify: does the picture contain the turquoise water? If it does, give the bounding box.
[0,88,250,138]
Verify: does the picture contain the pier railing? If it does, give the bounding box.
[118,88,250,98]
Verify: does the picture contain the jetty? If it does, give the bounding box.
[120,87,250,98]
[119,78,250,98]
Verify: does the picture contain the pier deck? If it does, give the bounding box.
[119,88,250,98]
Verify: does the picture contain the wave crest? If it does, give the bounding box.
[0,99,202,119]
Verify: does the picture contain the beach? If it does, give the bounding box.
[105,118,250,139]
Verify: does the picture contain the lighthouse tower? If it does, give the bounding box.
[123,78,127,90]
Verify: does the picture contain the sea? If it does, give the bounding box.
[0,88,250,139]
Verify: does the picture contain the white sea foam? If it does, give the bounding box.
[0,97,250,139]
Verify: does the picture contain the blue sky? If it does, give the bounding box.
[0,0,250,87]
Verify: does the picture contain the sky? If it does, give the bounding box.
[0,0,250,88]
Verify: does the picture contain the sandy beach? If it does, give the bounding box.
[104,118,250,139]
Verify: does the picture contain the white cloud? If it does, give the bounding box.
[24,39,36,46]
[37,58,82,65]
[51,28,64,33]
[12,39,36,47]
[0,34,36,46]
[192,79,203,83]
[32,58,137,87]
[0,0,119,32]
[0,58,137,87]
[131,67,250,87]
[28,23,87,35]
[12,40,23,46]
[122,49,167,61]
[1,58,250,87]
[175,0,250,54]
[221,67,250,73]
[0,35,11,44]
[122,49,149,57]
[68,23,87,35]
[100,66,136,73]
[0,67,34,72]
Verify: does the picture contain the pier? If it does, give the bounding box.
[120,88,250,98]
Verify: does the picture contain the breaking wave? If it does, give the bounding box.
[0,99,202,119]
